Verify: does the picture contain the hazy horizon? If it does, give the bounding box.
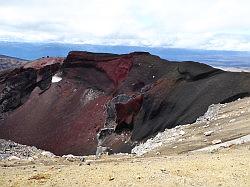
[1,0,250,51]
[1,42,250,69]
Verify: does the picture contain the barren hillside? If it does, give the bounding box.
[0,97,249,187]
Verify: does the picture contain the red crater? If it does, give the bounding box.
[0,51,250,156]
[97,56,134,89]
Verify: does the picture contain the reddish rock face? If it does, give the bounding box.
[97,57,133,88]
[24,57,64,70]
[0,51,250,156]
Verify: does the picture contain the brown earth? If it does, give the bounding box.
[0,97,249,187]
[0,145,249,187]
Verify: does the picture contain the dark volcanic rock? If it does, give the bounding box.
[0,51,250,156]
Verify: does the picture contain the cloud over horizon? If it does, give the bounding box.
[0,0,250,51]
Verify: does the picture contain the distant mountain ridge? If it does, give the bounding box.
[0,41,250,68]
[0,54,28,70]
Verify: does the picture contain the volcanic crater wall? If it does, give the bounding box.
[0,51,250,156]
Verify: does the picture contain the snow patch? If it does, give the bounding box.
[52,74,62,83]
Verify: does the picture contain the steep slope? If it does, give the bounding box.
[0,51,250,156]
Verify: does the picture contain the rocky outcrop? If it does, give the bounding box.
[0,51,250,156]
[0,57,64,114]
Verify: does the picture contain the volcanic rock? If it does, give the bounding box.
[0,51,250,156]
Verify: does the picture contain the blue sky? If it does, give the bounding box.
[0,0,250,51]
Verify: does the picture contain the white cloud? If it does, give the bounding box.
[0,0,250,50]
